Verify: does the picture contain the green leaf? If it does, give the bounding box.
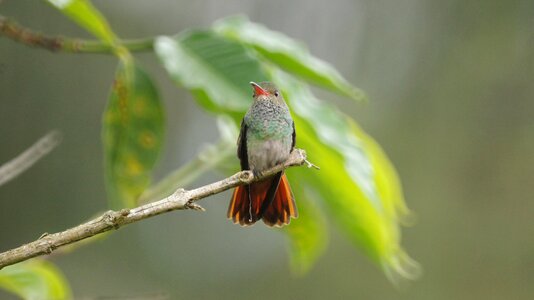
[103,62,165,208]
[155,28,417,280]
[46,0,118,44]
[282,180,327,276]
[214,16,366,101]
[351,122,421,283]
[273,70,420,281]
[0,260,71,300]
[351,122,414,226]
[275,71,380,209]
[154,30,269,114]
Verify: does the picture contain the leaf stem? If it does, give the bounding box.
[0,15,154,54]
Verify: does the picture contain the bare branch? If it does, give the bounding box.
[0,131,62,187]
[0,149,312,270]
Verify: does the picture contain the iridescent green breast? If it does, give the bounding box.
[244,99,293,141]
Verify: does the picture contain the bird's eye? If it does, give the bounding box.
[274,91,279,97]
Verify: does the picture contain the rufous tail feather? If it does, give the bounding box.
[227,173,297,227]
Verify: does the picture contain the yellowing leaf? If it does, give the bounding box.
[103,62,165,208]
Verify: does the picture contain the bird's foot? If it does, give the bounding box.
[252,169,264,179]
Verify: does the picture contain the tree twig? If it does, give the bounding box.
[0,15,154,53]
[0,131,62,187]
[0,149,313,270]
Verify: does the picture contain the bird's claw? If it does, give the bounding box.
[252,170,263,178]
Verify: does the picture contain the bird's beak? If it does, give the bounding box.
[250,82,269,96]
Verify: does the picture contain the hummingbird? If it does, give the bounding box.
[227,81,298,227]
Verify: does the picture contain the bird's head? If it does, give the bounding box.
[250,81,285,105]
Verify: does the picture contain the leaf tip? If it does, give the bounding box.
[349,87,368,103]
[382,249,422,285]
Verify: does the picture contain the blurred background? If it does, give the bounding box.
[1,0,533,299]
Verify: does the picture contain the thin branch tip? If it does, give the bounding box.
[305,159,320,170]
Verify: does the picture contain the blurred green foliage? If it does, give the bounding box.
[47,0,117,45]
[0,260,71,300]
[0,0,421,297]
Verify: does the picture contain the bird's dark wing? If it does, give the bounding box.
[291,120,296,151]
[237,119,249,170]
